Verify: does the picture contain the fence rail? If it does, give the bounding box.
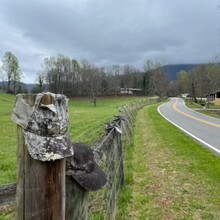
[0,98,159,219]
[0,183,16,206]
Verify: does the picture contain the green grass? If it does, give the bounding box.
[0,93,144,219]
[117,139,134,218]
[119,103,220,219]
[0,94,17,184]
[68,97,139,145]
[2,94,220,219]
[0,94,141,185]
[196,109,220,119]
[185,99,220,119]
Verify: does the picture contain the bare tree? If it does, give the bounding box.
[31,71,46,93]
[43,54,72,94]
[68,59,81,96]
[2,51,21,93]
[187,69,197,102]
[80,59,103,106]
[105,65,121,95]
[0,66,6,91]
[143,59,154,95]
[143,60,168,97]
[151,64,168,97]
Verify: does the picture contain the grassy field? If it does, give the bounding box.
[0,93,141,185]
[0,93,17,185]
[118,103,220,219]
[1,95,220,219]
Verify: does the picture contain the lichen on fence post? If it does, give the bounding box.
[12,93,73,220]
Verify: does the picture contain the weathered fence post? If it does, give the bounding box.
[66,143,107,220]
[115,131,124,190]
[105,138,116,220]
[0,183,16,206]
[65,176,88,220]
[12,93,73,220]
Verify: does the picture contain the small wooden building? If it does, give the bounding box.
[208,90,220,106]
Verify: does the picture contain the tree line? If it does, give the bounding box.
[174,63,220,102]
[33,54,170,98]
[0,52,169,98]
[1,51,220,100]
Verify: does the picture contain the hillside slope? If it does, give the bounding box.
[163,64,198,80]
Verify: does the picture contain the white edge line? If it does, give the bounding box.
[157,103,220,155]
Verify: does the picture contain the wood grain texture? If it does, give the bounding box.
[65,176,88,220]
[16,94,66,220]
[16,125,66,220]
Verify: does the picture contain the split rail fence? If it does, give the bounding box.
[0,97,158,219]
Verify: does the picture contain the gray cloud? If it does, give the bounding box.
[0,0,220,83]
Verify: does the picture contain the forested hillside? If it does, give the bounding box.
[163,64,198,80]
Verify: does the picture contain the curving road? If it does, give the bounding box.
[158,98,220,156]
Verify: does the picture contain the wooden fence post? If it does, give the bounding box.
[105,138,116,220]
[16,132,65,219]
[13,93,72,220]
[65,176,88,220]
[116,132,124,190]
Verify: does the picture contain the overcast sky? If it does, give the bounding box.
[0,0,220,83]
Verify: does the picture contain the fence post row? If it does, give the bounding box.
[0,96,159,219]
[90,99,155,220]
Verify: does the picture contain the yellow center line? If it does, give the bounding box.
[173,99,220,129]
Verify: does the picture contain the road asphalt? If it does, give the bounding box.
[158,98,220,156]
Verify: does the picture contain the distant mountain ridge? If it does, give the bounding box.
[0,81,36,92]
[25,83,36,91]
[162,64,199,80]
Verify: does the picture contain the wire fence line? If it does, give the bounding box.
[0,98,159,219]
[90,98,158,219]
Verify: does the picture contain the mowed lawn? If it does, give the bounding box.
[0,93,141,185]
[119,103,220,219]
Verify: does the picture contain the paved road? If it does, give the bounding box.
[158,97,220,155]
